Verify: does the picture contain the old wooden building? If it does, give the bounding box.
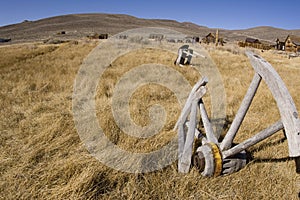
[193,36,200,43]
[87,33,108,39]
[285,35,300,52]
[245,38,261,44]
[149,34,164,41]
[238,37,260,48]
[275,38,285,50]
[201,32,224,45]
[202,33,216,44]
[238,37,272,50]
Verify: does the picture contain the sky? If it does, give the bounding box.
[0,0,299,30]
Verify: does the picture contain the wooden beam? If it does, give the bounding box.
[222,120,283,159]
[178,122,186,161]
[177,80,207,173]
[179,101,198,173]
[221,73,262,150]
[174,77,208,131]
[199,99,218,144]
[177,88,206,159]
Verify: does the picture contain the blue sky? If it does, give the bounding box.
[1,0,299,30]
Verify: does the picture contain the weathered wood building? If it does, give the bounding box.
[276,38,285,50]
[201,32,224,45]
[245,38,260,44]
[87,33,108,39]
[238,37,260,48]
[202,33,216,44]
[0,38,11,43]
[238,37,272,50]
[149,34,164,41]
[285,35,300,52]
[275,35,300,52]
[193,36,200,43]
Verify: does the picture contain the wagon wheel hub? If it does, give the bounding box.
[193,143,248,176]
[193,143,222,177]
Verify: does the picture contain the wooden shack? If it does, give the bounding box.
[118,35,128,39]
[201,32,224,45]
[87,33,108,39]
[149,34,164,41]
[193,36,200,43]
[238,37,272,50]
[276,38,285,50]
[285,35,300,52]
[99,34,108,39]
[245,38,261,44]
[201,33,215,44]
[57,31,66,35]
[184,36,194,43]
[0,38,11,43]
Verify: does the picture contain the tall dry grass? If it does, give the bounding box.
[0,41,300,199]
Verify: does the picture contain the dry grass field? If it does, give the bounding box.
[1,39,300,199]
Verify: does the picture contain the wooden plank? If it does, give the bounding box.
[175,48,183,65]
[222,121,283,159]
[220,73,262,150]
[295,156,300,174]
[177,81,207,173]
[199,99,218,144]
[178,85,207,173]
[174,77,208,130]
[178,86,206,162]
[179,100,198,173]
[178,123,186,161]
[246,51,300,157]
[185,121,201,139]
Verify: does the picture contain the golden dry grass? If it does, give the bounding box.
[1,40,300,199]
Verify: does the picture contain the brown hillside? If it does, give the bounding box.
[0,13,299,44]
[0,13,210,43]
[233,26,300,42]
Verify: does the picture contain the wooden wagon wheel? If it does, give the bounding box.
[175,50,300,176]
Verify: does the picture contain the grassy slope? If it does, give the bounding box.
[0,40,300,199]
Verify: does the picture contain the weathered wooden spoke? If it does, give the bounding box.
[175,50,300,177]
[176,77,208,173]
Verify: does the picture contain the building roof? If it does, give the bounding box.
[205,33,215,38]
[245,38,260,43]
[287,35,300,46]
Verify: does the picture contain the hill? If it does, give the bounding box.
[0,13,299,44]
[0,13,210,43]
[233,26,300,42]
